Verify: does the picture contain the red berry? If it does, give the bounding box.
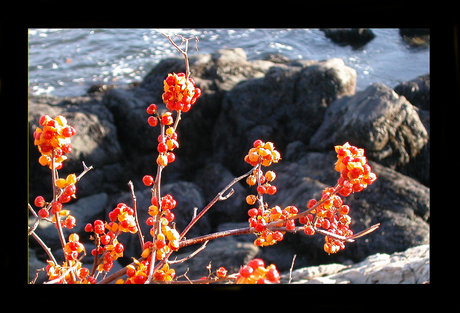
[256,185,266,194]
[194,87,202,98]
[161,114,173,125]
[353,183,364,193]
[101,234,111,245]
[322,218,331,230]
[62,144,72,153]
[64,216,76,229]
[304,225,315,235]
[167,152,176,163]
[155,239,166,250]
[253,139,263,148]
[94,224,105,235]
[165,211,175,223]
[307,199,317,209]
[64,184,76,196]
[126,268,136,278]
[248,208,258,217]
[34,196,45,207]
[115,243,124,254]
[273,231,284,241]
[146,104,157,114]
[38,208,49,218]
[339,205,350,215]
[157,142,168,153]
[84,223,93,232]
[216,266,227,278]
[103,261,113,272]
[51,201,62,213]
[247,258,265,270]
[240,265,254,278]
[255,222,265,232]
[62,126,77,137]
[267,185,277,195]
[285,219,296,230]
[147,116,158,127]
[146,216,155,226]
[142,175,154,186]
[165,75,176,86]
[266,267,280,283]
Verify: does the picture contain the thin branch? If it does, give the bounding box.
[168,240,208,265]
[179,227,253,249]
[288,254,297,284]
[128,180,144,248]
[179,165,257,240]
[29,229,57,264]
[51,150,67,253]
[76,161,93,181]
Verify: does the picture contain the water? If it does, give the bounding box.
[28,28,429,97]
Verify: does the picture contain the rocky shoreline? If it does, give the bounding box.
[28,47,429,283]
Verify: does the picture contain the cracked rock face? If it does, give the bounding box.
[281,244,429,284]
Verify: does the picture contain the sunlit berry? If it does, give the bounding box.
[142,175,154,186]
[304,225,315,235]
[38,208,49,218]
[216,267,228,278]
[148,116,158,127]
[267,185,277,195]
[146,104,157,114]
[51,201,62,213]
[34,196,45,207]
[240,265,254,278]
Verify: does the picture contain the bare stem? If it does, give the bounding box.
[29,229,57,264]
[128,180,144,248]
[179,165,257,240]
[51,150,67,254]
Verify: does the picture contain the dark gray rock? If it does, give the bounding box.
[309,83,429,170]
[212,58,356,175]
[320,28,376,48]
[394,74,430,111]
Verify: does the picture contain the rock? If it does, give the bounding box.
[320,28,375,48]
[281,244,429,284]
[193,163,247,229]
[309,83,429,170]
[169,236,259,280]
[266,150,429,266]
[212,58,356,175]
[394,74,430,111]
[399,28,430,48]
[28,96,126,199]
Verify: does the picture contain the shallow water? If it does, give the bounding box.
[28,28,429,97]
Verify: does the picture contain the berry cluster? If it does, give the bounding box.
[146,104,180,167]
[144,194,180,259]
[244,140,288,246]
[84,204,132,274]
[236,258,280,284]
[162,72,202,112]
[33,114,76,169]
[334,142,377,196]
[46,233,90,284]
[244,139,281,167]
[301,190,354,254]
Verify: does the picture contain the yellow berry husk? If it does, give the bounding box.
[55,178,67,188]
[39,155,50,166]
